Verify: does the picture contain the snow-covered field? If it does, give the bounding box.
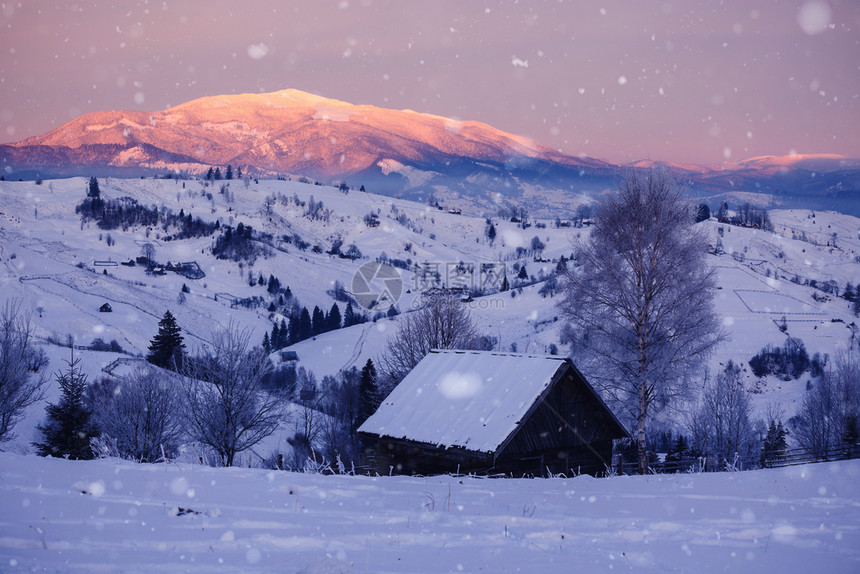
[1,453,858,573]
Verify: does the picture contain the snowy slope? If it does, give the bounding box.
[1,177,859,455]
[1,452,858,573]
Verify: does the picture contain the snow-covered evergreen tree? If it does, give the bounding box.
[34,348,96,460]
[147,310,185,370]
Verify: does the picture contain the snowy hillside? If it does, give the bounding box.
[1,452,858,573]
[0,176,859,454]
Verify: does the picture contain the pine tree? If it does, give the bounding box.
[500,275,509,292]
[666,434,688,462]
[763,420,788,465]
[358,359,379,427]
[226,164,233,180]
[147,310,185,370]
[343,301,357,328]
[328,302,342,331]
[270,322,280,351]
[262,331,271,354]
[298,307,312,340]
[87,176,101,198]
[517,264,528,280]
[34,349,97,460]
[310,306,325,336]
[279,319,289,348]
[287,314,300,346]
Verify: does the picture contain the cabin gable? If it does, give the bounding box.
[494,366,624,475]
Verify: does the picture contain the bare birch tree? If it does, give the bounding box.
[378,293,481,392]
[182,323,282,466]
[560,168,724,474]
[0,300,48,444]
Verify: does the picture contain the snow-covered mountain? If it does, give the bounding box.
[0,89,611,211]
[2,89,858,214]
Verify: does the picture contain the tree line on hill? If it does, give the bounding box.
[204,165,242,181]
[77,177,218,239]
[263,300,367,352]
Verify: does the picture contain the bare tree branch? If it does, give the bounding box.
[377,294,482,392]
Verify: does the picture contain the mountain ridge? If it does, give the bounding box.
[2,89,858,214]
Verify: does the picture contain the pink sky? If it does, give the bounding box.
[1,0,857,165]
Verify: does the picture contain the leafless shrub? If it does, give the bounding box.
[0,300,48,444]
[182,323,282,466]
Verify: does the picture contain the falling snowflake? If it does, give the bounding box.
[247,43,269,60]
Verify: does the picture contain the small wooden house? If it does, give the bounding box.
[99,303,113,313]
[358,350,629,477]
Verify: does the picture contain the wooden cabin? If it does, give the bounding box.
[358,350,629,477]
[99,303,113,313]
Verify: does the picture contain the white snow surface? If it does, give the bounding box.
[358,350,567,453]
[1,452,858,573]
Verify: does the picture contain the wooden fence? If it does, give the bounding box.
[761,443,860,469]
[618,442,860,474]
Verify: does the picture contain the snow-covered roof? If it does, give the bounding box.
[358,350,568,453]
